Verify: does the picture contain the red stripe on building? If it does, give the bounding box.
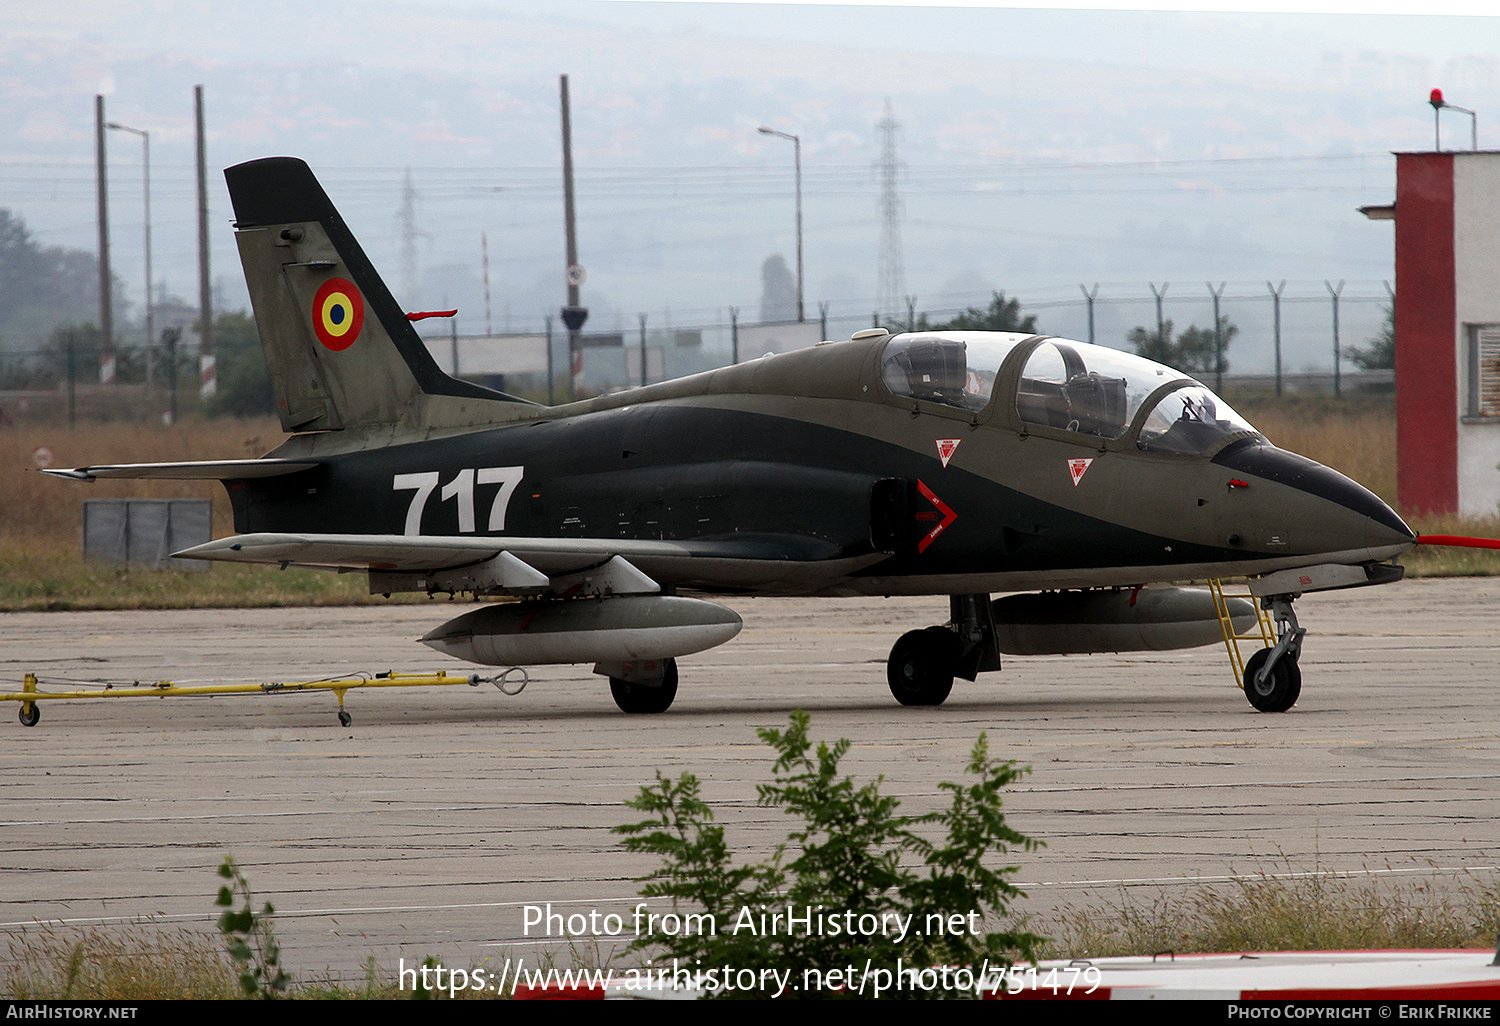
[1395,152,1459,515]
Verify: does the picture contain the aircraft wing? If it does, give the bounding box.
[175,532,689,574]
[174,531,892,597]
[42,460,319,481]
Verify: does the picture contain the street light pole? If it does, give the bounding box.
[105,121,152,384]
[758,126,803,322]
[95,95,113,385]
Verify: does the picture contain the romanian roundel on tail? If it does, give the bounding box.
[224,157,530,434]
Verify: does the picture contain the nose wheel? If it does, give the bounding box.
[1243,647,1301,712]
[1242,593,1306,713]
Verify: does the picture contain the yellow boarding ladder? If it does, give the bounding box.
[1208,578,1275,690]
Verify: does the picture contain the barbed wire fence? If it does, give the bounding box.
[0,279,1395,426]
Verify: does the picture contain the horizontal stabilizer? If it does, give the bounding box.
[43,459,320,482]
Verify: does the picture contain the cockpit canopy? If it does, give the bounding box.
[879,332,1024,412]
[879,332,1259,455]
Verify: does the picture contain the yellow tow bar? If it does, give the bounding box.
[1,668,529,728]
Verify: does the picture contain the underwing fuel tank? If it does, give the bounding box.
[420,595,743,666]
[991,587,1256,656]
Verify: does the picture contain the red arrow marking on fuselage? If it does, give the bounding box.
[916,479,957,554]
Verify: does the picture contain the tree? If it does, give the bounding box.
[1128,315,1237,375]
[1345,305,1394,371]
[759,254,797,322]
[30,323,103,387]
[920,291,1036,333]
[615,710,1041,999]
[0,209,115,346]
[205,311,274,417]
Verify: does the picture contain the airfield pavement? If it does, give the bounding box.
[1,578,1498,984]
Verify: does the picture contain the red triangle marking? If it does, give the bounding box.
[935,438,961,468]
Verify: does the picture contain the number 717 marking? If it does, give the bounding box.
[392,466,524,536]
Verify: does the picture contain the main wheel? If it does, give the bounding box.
[609,659,678,714]
[886,628,958,707]
[1243,648,1301,712]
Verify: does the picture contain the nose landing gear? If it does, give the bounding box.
[1243,593,1306,713]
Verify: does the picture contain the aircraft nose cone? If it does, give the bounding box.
[1213,441,1414,557]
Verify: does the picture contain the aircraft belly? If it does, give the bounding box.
[848,544,1409,597]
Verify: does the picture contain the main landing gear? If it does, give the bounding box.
[607,658,679,714]
[1243,594,1305,713]
[887,628,958,706]
[886,594,1001,708]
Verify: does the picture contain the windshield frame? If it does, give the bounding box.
[1130,379,1263,456]
[876,330,1041,424]
[995,336,1262,456]
[874,331,1264,456]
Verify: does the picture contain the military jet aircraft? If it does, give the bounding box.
[48,157,1416,715]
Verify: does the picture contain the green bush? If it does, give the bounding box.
[615,710,1041,999]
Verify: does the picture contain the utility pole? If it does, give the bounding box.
[544,314,555,405]
[105,120,152,385]
[757,126,803,322]
[875,99,904,327]
[399,169,420,303]
[638,313,648,387]
[482,232,492,336]
[95,95,114,385]
[196,85,215,399]
[558,74,587,401]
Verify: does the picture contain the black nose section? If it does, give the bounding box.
[1212,440,1414,542]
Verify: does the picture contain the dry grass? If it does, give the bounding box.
[1,418,399,609]
[1046,868,1500,959]
[4,417,278,541]
[0,922,527,1000]
[1236,394,1397,506]
[2,923,239,1000]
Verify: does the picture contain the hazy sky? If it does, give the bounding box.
[5,1,1499,368]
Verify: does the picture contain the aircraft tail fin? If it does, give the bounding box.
[224,157,527,434]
